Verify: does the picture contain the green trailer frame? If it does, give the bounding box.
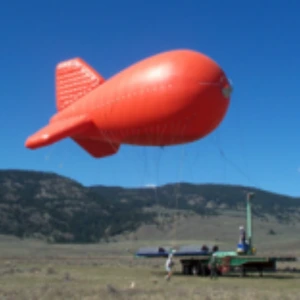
[179,254,293,277]
[136,192,297,278]
[178,192,297,278]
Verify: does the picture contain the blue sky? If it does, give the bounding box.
[1,0,300,197]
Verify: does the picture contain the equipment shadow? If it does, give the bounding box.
[151,270,300,280]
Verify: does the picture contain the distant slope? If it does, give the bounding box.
[90,183,300,222]
[0,169,299,244]
[0,170,154,243]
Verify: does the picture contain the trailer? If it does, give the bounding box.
[180,253,297,277]
[179,254,277,277]
[135,192,297,277]
[135,250,295,277]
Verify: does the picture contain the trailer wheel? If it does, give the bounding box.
[183,265,190,275]
[204,266,211,276]
[200,264,207,276]
[240,265,246,277]
[257,266,263,277]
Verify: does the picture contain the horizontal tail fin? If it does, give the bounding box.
[72,138,120,158]
[56,58,105,111]
[25,114,120,159]
[25,115,91,149]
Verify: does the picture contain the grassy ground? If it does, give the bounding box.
[0,236,299,299]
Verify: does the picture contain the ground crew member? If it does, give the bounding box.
[239,225,246,243]
[209,254,218,279]
[165,252,174,281]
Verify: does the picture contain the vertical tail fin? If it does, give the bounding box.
[55,58,105,111]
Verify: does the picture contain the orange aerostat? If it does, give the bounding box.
[25,49,232,158]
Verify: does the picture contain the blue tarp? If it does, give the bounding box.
[135,246,170,258]
[135,245,212,258]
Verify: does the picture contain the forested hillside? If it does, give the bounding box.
[0,169,299,243]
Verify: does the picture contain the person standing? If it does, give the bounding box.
[209,253,218,279]
[165,252,174,281]
[239,225,246,244]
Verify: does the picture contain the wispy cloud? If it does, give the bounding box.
[144,183,157,188]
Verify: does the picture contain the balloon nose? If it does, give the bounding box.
[222,83,233,99]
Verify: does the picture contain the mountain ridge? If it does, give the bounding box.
[4,169,298,199]
[92,182,299,199]
[0,169,299,244]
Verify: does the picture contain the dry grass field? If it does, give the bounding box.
[0,235,299,300]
